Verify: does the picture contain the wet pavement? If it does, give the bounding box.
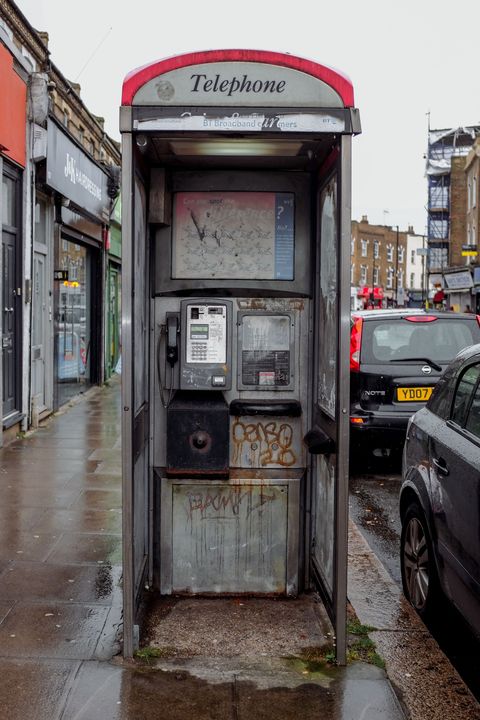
[0,377,474,718]
[350,466,480,704]
[348,521,480,719]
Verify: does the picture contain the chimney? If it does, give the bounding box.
[361,214,368,224]
[69,81,81,97]
[408,225,414,234]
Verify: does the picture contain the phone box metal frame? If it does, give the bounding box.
[120,49,361,663]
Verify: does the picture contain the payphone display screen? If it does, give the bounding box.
[240,315,291,387]
[172,192,294,280]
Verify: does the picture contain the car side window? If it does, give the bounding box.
[465,383,480,438]
[451,364,480,427]
[427,363,457,418]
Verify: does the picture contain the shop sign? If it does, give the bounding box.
[46,121,109,221]
[462,244,478,257]
[443,270,473,289]
[54,270,68,281]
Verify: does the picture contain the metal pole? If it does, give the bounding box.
[422,234,426,305]
[372,242,376,307]
[395,225,399,306]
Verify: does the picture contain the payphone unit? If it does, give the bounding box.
[180,300,232,390]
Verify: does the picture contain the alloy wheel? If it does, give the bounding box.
[402,516,430,610]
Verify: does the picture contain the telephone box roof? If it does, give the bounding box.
[121,49,355,107]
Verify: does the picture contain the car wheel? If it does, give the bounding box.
[400,503,439,619]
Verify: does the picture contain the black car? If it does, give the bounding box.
[350,309,480,458]
[399,343,480,636]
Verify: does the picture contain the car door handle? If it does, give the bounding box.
[433,457,449,477]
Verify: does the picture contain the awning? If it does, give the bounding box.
[358,286,384,299]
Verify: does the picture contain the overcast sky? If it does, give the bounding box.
[14,0,480,235]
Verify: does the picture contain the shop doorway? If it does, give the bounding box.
[2,161,22,423]
[54,236,96,408]
[31,199,53,417]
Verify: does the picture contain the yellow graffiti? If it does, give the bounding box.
[232,421,296,467]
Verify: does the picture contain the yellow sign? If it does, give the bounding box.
[396,386,433,402]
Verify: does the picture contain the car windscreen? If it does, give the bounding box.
[361,318,480,365]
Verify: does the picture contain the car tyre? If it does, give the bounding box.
[400,502,439,620]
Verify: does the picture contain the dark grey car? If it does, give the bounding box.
[400,343,480,636]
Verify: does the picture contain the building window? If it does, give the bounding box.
[360,265,367,284]
[410,272,415,288]
[411,249,416,264]
[78,126,85,145]
[373,240,379,259]
[398,246,404,263]
[387,245,393,262]
[351,237,355,255]
[361,239,368,257]
[398,270,404,289]
[62,109,70,128]
[373,267,379,285]
[386,267,394,289]
[351,263,355,283]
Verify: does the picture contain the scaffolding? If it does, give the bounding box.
[426,126,480,274]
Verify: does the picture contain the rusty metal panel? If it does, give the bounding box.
[161,478,300,595]
[230,416,305,469]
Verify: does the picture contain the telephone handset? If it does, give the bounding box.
[166,315,179,367]
[157,312,180,409]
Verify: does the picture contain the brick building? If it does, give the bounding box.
[351,216,408,308]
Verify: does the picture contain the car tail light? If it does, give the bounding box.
[404,315,438,322]
[350,417,364,424]
[350,317,363,372]
[476,315,480,328]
